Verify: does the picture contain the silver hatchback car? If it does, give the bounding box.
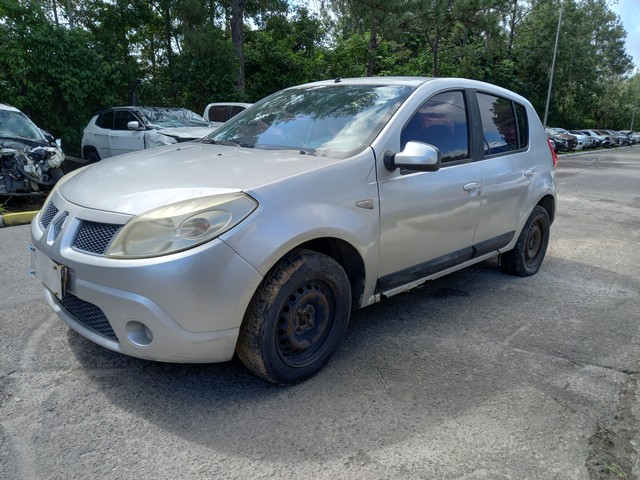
[30,77,557,384]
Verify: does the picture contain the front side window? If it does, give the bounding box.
[205,84,415,159]
[478,93,522,155]
[114,110,138,131]
[401,91,469,163]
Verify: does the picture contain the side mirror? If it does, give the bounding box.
[127,121,142,130]
[384,141,441,172]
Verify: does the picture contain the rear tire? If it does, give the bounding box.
[85,149,101,163]
[237,249,351,385]
[501,205,550,277]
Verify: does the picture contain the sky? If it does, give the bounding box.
[609,0,640,71]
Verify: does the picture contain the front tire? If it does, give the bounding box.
[49,168,64,183]
[501,205,550,277]
[237,249,351,385]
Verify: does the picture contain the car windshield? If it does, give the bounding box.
[136,107,211,128]
[0,109,45,142]
[203,84,415,158]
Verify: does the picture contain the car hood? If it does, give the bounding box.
[58,143,343,215]
[156,126,216,140]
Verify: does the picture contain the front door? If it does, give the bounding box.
[376,90,482,293]
[109,110,145,157]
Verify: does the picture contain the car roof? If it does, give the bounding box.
[205,102,253,107]
[92,106,195,116]
[0,103,22,113]
[301,77,435,88]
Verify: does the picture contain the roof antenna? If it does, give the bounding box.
[334,77,342,83]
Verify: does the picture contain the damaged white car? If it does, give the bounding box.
[0,103,65,196]
[81,107,217,162]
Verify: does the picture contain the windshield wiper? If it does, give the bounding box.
[254,144,316,155]
[202,139,240,147]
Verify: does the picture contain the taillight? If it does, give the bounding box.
[547,139,558,169]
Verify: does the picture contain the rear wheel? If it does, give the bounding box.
[237,249,351,385]
[501,205,550,277]
[85,149,101,163]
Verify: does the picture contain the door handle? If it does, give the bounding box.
[463,182,481,191]
[524,169,535,180]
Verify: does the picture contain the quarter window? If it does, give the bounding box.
[401,91,469,164]
[477,93,527,155]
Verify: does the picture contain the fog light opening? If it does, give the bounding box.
[125,320,153,346]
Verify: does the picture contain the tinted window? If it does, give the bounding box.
[97,111,114,129]
[229,106,246,118]
[113,110,138,130]
[477,93,519,155]
[401,91,469,163]
[208,106,228,122]
[515,103,528,149]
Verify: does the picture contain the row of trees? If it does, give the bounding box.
[1,0,639,157]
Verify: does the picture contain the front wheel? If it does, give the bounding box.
[500,205,551,277]
[237,249,351,385]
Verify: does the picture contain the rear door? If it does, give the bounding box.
[471,92,536,251]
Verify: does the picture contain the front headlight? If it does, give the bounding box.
[106,193,258,259]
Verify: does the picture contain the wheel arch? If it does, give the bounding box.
[537,194,556,224]
[263,237,366,311]
[82,145,99,160]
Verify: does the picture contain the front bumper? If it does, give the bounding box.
[30,191,263,363]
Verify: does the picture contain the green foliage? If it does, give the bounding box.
[0,1,122,156]
[1,0,638,159]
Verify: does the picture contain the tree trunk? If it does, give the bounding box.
[231,0,246,94]
[365,14,378,77]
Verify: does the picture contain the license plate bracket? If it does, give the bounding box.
[30,246,67,300]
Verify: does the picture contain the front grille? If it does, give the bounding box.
[74,221,122,255]
[40,202,59,229]
[59,293,118,342]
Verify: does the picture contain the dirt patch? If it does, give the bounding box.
[586,374,639,479]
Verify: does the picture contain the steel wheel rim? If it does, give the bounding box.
[275,278,338,368]
[525,220,543,266]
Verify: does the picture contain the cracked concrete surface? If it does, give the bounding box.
[1,147,639,479]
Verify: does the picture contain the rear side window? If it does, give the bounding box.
[229,105,246,119]
[401,91,469,164]
[96,111,114,129]
[477,93,528,155]
[208,106,228,122]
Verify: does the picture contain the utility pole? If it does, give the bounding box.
[631,109,637,131]
[543,1,563,128]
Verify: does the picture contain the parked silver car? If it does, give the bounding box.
[30,77,557,384]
